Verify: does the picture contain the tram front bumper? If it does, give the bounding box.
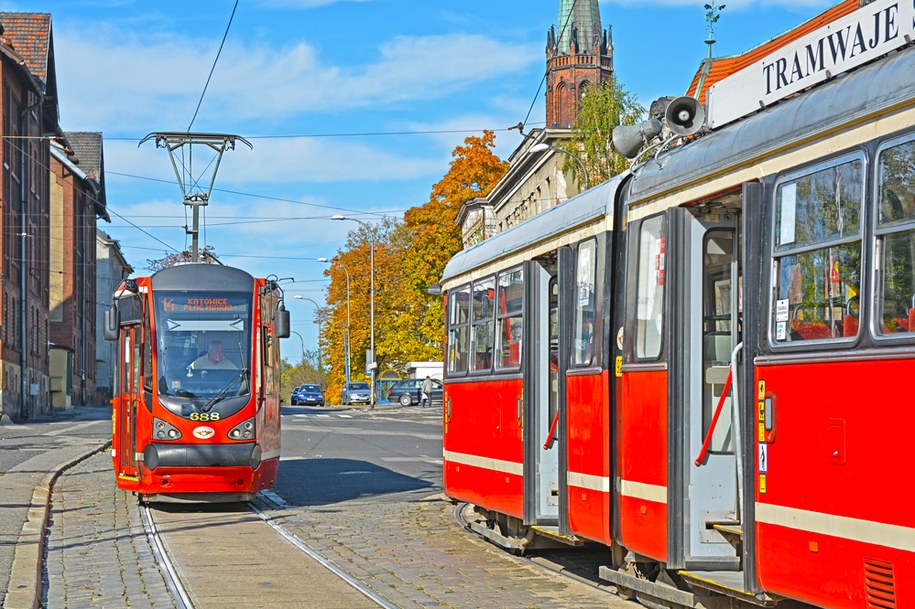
[143,442,262,471]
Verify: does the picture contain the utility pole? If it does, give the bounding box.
[139,132,252,261]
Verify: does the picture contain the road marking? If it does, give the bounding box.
[43,421,102,436]
[283,423,440,441]
[338,414,352,418]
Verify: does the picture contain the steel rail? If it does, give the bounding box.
[139,502,194,609]
[249,495,400,609]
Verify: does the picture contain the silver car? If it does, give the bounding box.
[341,382,371,405]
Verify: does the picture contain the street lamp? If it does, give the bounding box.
[320,257,351,386]
[294,295,322,371]
[290,330,306,362]
[332,214,375,408]
[528,142,589,190]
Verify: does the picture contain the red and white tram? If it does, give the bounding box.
[441,5,915,607]
[106,263,289,502]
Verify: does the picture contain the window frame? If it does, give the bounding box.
[495,266,524,372]
[633,214,667,362]
[571,238,598,368]
[872,130,915,344]
[767,150,867,350]
[469,276,496,375]
[446,284,471,377]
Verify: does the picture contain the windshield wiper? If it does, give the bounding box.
[201,367,247,412]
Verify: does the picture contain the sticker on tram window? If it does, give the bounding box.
[776,321,787,341]
[775,299,789,322]
[758,444,768,473]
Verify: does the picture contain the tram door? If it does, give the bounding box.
[117,325,141,479]
[523,256,562,525]
[669,207,741,570]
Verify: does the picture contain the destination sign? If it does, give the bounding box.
[160,296,235,312]
[707,0,915,128]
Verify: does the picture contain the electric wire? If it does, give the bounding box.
[188,0,239,132]
[521,0,578,131]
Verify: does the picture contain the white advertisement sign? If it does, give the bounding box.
[708,0,915,128]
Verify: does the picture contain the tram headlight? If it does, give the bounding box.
[152,418,182,441]
[228,417,256,441]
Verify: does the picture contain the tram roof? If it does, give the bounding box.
[151,263,255,292]
[441,173,626,284]
[628,45,915,205]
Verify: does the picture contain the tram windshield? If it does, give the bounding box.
[154,292,253,405]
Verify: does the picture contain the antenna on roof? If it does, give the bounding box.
[138,132,252,262]
[704,4,725,58]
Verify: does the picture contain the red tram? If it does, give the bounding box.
[105,263,289,502]
[441,4,915,608]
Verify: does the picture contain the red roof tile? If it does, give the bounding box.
[686,0,860,105]
[0,12,51,85]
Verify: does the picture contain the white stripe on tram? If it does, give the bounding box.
[618,479,668,505]
[567,472,611,493]
[443,449,523,477]
[756,502,915,552]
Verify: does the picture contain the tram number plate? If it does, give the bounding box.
[188,412,221,421]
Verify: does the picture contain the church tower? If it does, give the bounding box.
[546,0,613,128]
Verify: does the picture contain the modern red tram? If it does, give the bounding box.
[105,263,290,502]
[441,7,915,608]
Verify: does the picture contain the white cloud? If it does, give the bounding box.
[54,25,538,134]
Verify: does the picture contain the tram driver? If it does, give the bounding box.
[187,340,237,373]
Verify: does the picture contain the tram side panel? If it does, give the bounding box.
[443,377,525,518]
[754,359,915,608]
[565,370,613,544]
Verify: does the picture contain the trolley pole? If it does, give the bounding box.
[139,132,252,261]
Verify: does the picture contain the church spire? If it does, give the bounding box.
[555,0,602,55]
[546,0,613,128]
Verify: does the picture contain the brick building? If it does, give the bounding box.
[49,131,108,408]
[0,13,57,419]
[457,0,614,244]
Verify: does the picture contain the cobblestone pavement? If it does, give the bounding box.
[43,451,178,609]
[264,495,631,609]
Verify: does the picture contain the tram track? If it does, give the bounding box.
[139,493,396,609]
[452,502,621,599]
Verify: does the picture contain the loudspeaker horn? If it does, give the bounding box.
[612,118,662,160]
[664,96,705,136]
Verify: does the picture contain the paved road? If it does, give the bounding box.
[8,403,631,609]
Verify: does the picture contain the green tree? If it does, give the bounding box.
[564,78,644,186]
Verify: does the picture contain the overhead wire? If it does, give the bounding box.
[188,0,239,132]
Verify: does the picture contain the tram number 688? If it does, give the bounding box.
[188,412,221,422]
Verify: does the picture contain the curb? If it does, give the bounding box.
[3,440,112,609]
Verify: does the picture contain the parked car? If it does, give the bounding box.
[341,382,371,405]
[294,384,325,406]
[387,378,442,407]
[290,384,305,405]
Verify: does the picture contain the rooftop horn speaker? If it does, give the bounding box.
[612,118,662,160]
[664,96,705,136]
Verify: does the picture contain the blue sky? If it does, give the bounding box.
[6,0,838,360]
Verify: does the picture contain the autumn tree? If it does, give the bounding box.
[321,132,508,401]
[563,78,644,186]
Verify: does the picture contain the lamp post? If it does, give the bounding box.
[294,295,322,371]
[320,257,351,386]
[290,330,306,362]
[331,214,375,408]
[528,142,590,190]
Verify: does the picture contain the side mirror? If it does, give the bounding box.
[275,307,290,339]
[103,305,120,341]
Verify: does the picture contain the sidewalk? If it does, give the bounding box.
[0,405,111,609]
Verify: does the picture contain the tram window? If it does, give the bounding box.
[447,286,470,375]
[471,279,495,372]
[636,216,665,359]
[772,157,863,343]
[496,267,523,370]
[573,239,597,366]
[877,137,915,335]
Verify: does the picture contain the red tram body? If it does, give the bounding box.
[107,263,287,502]
[441,5,915,607]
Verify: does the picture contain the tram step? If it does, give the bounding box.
[711,521,743,539]
[678,570,778,607]
[530,525,585,546]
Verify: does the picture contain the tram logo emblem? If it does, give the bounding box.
[193,426,215,439]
